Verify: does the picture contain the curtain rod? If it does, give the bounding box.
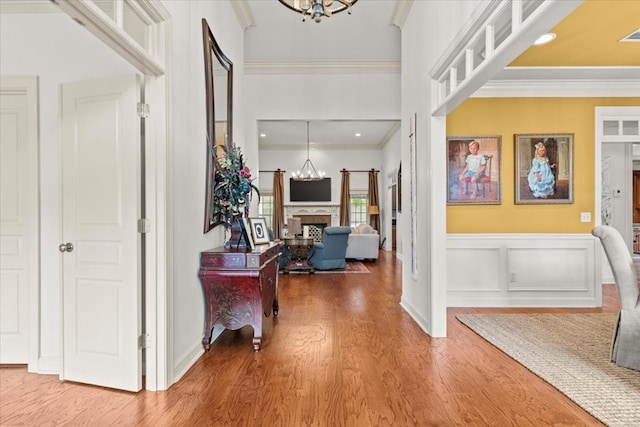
[259,168,380,173]
[340,168,380,173]
[259,169,286,173]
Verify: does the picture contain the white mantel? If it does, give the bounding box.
[285,204,340,227]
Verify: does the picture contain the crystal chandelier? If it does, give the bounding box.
[292,121,326,181]
[278,0,358,23]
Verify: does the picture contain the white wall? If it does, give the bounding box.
[381,131,401,252]
[247,72,401,236]
[162,0,246,381]
[400,1,482,336]
[259,147,382,198]
[0,12,137,372]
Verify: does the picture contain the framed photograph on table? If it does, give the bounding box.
[249,217,270,245]
[447,135,501,205]
[240,217,254,249]
[515,133,573,204]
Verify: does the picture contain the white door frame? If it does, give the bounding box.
[595,106,640,285]
[53,1,171,391]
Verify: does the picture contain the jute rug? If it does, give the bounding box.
[456,313,640,427]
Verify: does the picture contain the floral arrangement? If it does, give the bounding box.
[213,142,259,228]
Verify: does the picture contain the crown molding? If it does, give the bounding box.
[493,66,640,81]
[260,144,383,151]
[245,61,400,74]
[380,122,401,148]
[475,79,640,98]
[476,66,640,97]
[390,0,413,29]
[0,0,60,14]
[231,0,255,30]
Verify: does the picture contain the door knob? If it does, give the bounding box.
[59,242,74,253]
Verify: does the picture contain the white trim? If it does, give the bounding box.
[475,79,640,98]
[447,233,601,308]
[430,0,584,116]
[53,0,167,76]
[0,0,60,14]
[231,0,255,29]
[390,0,413,29]
[245,61,400,75]
[595,106,640,288]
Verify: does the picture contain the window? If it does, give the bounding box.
[350,193,367,226]
[258,194,274,229]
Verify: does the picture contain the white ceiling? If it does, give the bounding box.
[259,119,400,149]
[245,0,400,63]
[248,1,401,149]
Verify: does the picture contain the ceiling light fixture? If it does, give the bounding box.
[278,0,358,23]
[533,32,556,46]
[292,121,326,181]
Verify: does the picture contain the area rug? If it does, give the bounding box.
[456,313,640,427]
[281,261,370,274]
[315,261,370,274]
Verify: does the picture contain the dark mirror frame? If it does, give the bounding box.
[202,18,233,233]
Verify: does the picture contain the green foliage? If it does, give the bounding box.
[213,142,259,228]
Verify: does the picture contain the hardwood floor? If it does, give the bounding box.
[1,251,618,426]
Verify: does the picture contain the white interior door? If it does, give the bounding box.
[0,76,38,365]
[61,74,142,391]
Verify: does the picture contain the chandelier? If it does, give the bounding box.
[278,0,358,23]
[292,121,326,181]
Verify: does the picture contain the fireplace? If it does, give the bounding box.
[296,215,331,228]
[295,215,331,240]
[285,204,339,230]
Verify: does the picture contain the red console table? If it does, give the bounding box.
[199,242,280,351]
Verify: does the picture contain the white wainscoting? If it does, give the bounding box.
[447,234,602,307]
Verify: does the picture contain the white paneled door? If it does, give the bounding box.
[0,77,38,365]
[61,75,142,391]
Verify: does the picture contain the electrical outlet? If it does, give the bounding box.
[581,212,591,223]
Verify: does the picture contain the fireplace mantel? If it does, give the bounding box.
[285,204,340,227]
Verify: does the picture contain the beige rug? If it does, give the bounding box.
[456,313,640,427]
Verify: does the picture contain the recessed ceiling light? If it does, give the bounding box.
[355,133,361,137]
[533,32,556,46]
[260,133,266,138]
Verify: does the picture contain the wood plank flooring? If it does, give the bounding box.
[1,251,618,426]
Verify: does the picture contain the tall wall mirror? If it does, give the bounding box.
[202,18,233,233]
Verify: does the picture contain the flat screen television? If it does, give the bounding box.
[289,178,331,202]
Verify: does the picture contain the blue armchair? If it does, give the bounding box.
[307,226,351,271]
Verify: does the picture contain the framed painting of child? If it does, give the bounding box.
[515,133,574,204]
[447,135,501,205]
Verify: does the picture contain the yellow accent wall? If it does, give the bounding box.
[447,97,640,233]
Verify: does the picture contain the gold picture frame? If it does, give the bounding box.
[447,135,501,205]
[515,133,574,204]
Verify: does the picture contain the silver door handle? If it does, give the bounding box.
[59,242,74,253]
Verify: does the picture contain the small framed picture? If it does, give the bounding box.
[249,217,270,245]
[447,135,501,205]
[515,133,574,204]
[240,217,254,249]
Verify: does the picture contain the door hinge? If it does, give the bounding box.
[138,333,150,349]
[138,218,150,234]
[137,102,150,118]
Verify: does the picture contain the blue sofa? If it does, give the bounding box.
[307,226,351,271]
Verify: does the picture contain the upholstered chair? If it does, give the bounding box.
[307,226,351,271]
[592,225,640,371]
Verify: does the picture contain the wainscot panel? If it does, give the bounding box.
[446,234,601,308]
